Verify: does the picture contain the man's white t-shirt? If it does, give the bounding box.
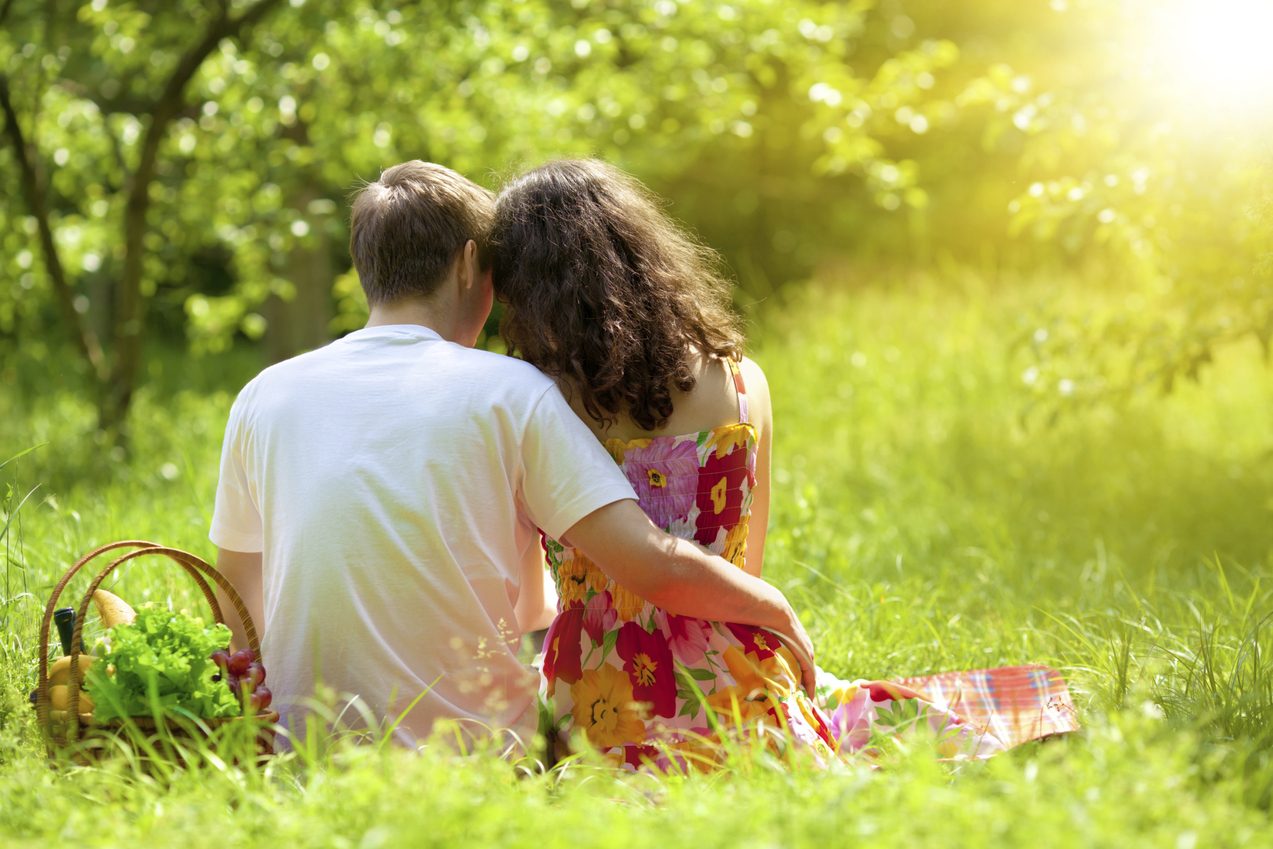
[210,324,636,748]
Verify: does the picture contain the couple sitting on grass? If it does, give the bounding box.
[210,158,1076,771]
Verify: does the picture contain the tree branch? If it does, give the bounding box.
[108,0,287,425]
[0,72,108,379]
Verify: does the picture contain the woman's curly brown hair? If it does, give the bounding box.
[490,159,744,431]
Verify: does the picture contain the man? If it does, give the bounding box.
[210,161,814,750]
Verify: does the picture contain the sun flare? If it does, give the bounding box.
[1149,0,1273,110]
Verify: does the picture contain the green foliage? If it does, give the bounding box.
[950,1,1273,406]
[88,605,239,722]
[5,0,1273,425]
[2,0,969,424]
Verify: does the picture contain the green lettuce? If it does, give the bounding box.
[87,606,242,721]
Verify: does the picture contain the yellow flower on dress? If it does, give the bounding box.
[760,647,800,697]
[670,731,723,774]
[585,563,608,594]
[608,581,646,622]
[721,645,768,695]
[604,437,651,465]
[709,477,728,514]
[704,424,754,460]
[704,645,781,728]
[556,554,592,605]
[570,665,648,748]
[581,558,645,621]
[825,683,859,710]
[705,685,774,727]
[722,516,750,568]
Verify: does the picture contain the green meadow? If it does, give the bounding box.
[2,273,1270,847]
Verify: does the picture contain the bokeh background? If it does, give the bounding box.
[3,0,1270,431]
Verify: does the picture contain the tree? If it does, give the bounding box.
[1,0,963,435]
[1,0,286,435]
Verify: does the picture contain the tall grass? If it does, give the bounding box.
[1,271,1271,845]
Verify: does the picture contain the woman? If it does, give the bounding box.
[490,160,1061,771]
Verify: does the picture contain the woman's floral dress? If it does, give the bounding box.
[538,359,1018,772]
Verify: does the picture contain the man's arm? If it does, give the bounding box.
[513,541,557,633]
[215,548,263,655]
[562,499,817,696]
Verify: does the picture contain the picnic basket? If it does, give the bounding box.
[36,540,279,761]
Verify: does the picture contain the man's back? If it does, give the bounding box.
[211,324,635,747]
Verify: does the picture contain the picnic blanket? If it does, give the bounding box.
[817,664,1080,758]
[894,664,1081,749]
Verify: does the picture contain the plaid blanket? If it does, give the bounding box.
[817,664,1080,758]
[893,665,1080,749]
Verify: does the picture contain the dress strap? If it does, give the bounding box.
[726,357,749,425]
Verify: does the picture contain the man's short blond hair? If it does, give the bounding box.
[349,161,495,306]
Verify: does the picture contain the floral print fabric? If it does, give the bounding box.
[539,359,1011,771]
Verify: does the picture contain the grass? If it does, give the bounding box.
[1,270,1272,846]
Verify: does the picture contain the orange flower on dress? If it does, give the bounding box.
[762,647,800,696]
[669,730,723,774]
[581,558,609,593]
[570,665,648,749]
[591,570,646,623]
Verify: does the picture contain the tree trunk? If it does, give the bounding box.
[263,183,334,364]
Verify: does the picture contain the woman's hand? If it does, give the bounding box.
[762,614,818,700]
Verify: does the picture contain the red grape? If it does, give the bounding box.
[246,662,266,687]
[249,686,272,711]
[227,648,254,676]
[209,649,231,672]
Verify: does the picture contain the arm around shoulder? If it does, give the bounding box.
[563,498,817,695]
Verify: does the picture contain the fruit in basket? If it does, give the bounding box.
[227,648,253,677]
[248,685,272,711]
[209,649,231,674]
[210,648,271,712]
[245,662,265,688]
[92,588,137,629]
[49,684,95,713]
[48,653,96,687]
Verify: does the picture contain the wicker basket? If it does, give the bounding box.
[36,541,279,762]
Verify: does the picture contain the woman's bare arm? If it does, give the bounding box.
[563,498,816,696]
[740,356,772,579]
[513,540,558,633]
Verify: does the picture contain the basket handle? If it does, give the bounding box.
[36,541,177,733]
[41,544,261,744]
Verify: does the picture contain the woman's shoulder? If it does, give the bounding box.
[733,355,772,433]
[734,355,769,394]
